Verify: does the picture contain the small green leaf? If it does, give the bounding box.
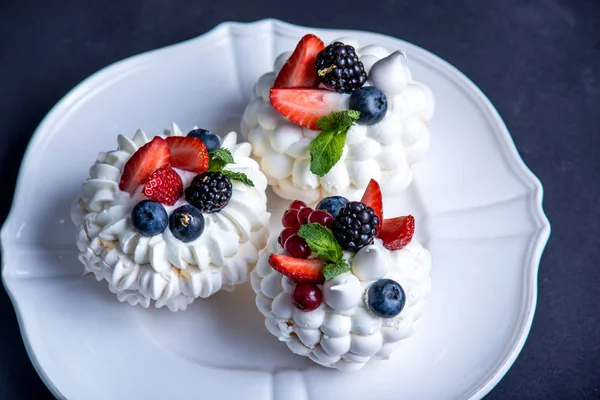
[297,223,342,263]
[208,148,235,172]
[222,170,255,187]
[309,130,347,177]
[316,110,360,132]
[322,259,351,281]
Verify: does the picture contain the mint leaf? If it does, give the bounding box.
[309,110,360,177]
[297,223,342,263]
[322,259,351,281]
[222,170,255,187]
[208,148,235,172]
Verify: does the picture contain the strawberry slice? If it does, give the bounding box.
[165,136,208,173]
[270,88,342,130]
[361,179,383,235]
[119,136,170,194]
[142,166,183,206]
[268,254,325,283]
[379,215,415,250]
[274,34,324,88]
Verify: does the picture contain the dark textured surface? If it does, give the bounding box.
[1,0,598,399]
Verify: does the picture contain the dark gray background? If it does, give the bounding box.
[1,0,598,398]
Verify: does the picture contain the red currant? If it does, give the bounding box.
[297,207,313,225]
[279,227,298,246]
[308,210,334,229]
[292,282,323,311]
[282,209,300,228]
[284,235,310,259]
[289,200,307,211]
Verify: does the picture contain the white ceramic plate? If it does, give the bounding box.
[1,19,550,400]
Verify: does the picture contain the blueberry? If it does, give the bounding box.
[131,200,168,236]
[187,128,220,152]
[367,279,406,318]
[169,204,205,242]
[349,86,387,125]
[316,196,349,218]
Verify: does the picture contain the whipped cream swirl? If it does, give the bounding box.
[251,236,431,371]
[242,37,435,204]
[72,124,270,311]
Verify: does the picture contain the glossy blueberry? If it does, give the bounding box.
[367,279,406,318]
[187,128,220,153]
[349,86,387,125]
[316,196,349,218]
[131,200,168,236]
[169,204,205,242]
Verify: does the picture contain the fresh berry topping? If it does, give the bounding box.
[289,200,308,211]
[315,42,367,93]
[292,282,323,311]
[284,235,311,259]
[332,201,379,252]
[169,204,205,242]
[119,137,170,194]
[142,166,183,206]
[165,136,209,173]
[360,179,383,234]
[349,86,388,125]
[278,227,298,246]
[307,209,334,229]
[378,215,415,250]
[367,279,406,318]
[274,34,325,88]
[268,254,325,283]
[184,171,233,213]
[131,200,169,236]
[282,209,300,229]
[297,207,313,225]
[270,88,343,130]
[316,195,349,218]
[187,129,220,153]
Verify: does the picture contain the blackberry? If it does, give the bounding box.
[184,172,233,213]
[315,42,367,93]
[332,201,379,252]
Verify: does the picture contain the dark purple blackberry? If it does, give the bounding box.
[332,201,379,252]
[315,42,367,93]
[184,172,233,213]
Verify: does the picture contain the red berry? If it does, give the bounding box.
[119,137,171,194]
[270,88,343,130]
[165,136,209,173]
[273,34,325,89]
[289,200,307,211]
[282,209,300,228]
[292,282,323,311]
[278,227,298,246]
[142,166,183,206]
[307,209,334,229]
[361,179,383,235]
[268,254,325,283]
[284,235,310,259]
[297,207,313,225]
[379,215,415,250]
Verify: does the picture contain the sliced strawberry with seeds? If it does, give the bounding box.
[166,136,208,173]
[274,34,324,88]
[379,215,415,250]
[119,136,171,194]
[268,254,325,283]
[270,88,343,130]
[361,179,383,235]
[142,166,183,206]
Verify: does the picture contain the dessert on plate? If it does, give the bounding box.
[250,180,431,371]
[242,34,435,204]
[71,123,270,311]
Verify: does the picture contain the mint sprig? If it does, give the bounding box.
[298,223,350,280]
[207,148,254,187]
[309,110,360,177]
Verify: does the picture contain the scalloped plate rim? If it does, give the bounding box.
[0,18,550,400]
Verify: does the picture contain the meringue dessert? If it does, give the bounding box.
[250,180,431,371]
[242,34,435,204]
[72,124,270,311]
